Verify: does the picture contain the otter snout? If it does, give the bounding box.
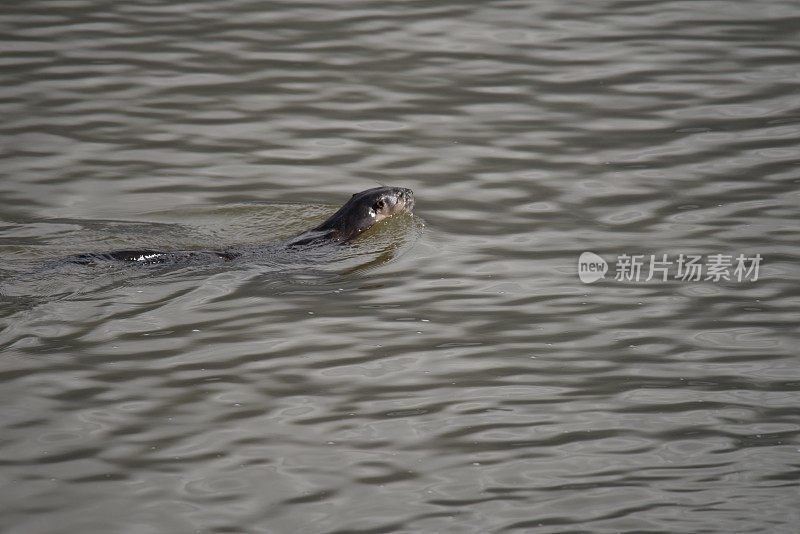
[395,187,415,212]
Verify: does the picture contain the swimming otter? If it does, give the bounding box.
[70,186,415,266]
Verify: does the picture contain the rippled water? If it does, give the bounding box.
[2,1,799,533]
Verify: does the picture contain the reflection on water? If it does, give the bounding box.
[1,0,799,533]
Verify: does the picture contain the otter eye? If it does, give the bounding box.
[374,199,385,211]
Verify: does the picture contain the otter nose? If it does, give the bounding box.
[397,188,414,209]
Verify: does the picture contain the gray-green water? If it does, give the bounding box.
[1,1,799,533]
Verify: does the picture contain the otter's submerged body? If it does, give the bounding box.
[70,187,415,266]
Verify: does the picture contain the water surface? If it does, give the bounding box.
[1,1,799,533]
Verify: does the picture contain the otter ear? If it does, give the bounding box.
[374,199,385,210]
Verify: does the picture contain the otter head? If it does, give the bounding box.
[310,186,415,244]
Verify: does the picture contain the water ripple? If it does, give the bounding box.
[1,0,799,533]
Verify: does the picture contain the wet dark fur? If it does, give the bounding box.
[70,187,414,266]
